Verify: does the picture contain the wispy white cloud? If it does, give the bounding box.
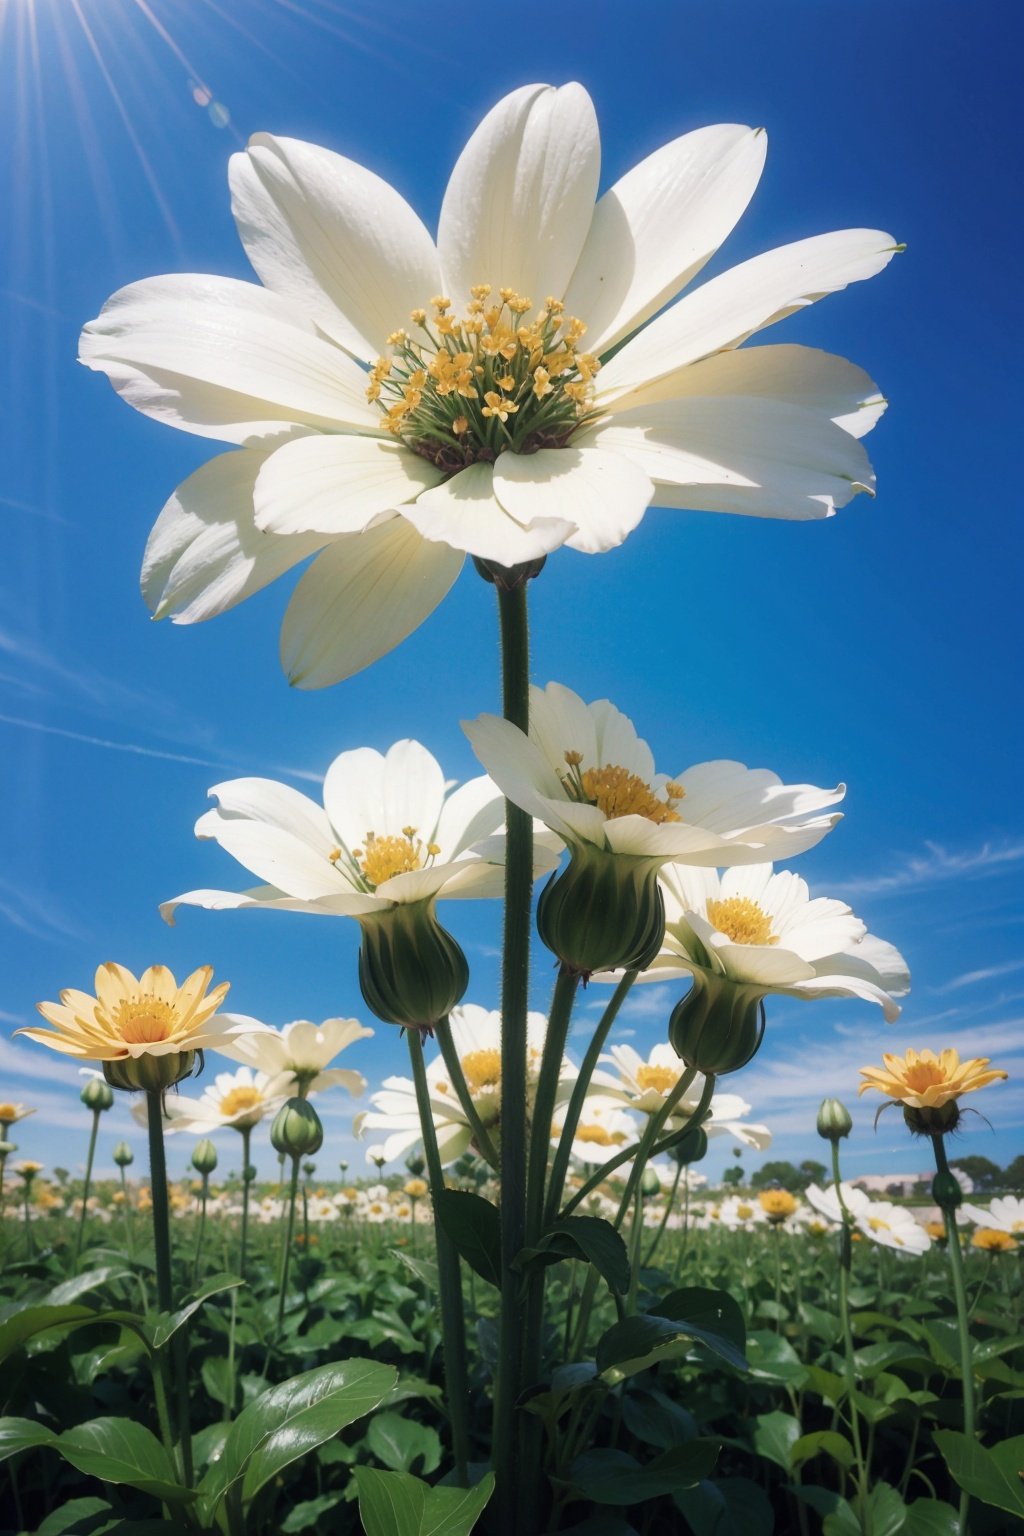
[0,875,89,944]
[835,838,1024,898]
[936,959,1024,993]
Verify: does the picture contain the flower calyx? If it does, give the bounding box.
[537,845,666,980]
[668,971,766,1076]
[356,899,469,1031]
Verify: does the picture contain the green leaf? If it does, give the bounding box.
[34,1497,114,1535]
[865,1482,909,1536]
[201,1355,235,1409]
[44,1268,134,1305]
[791,1430,854,1472]
[434,1190,501,1287]
[673,1476,773,1536]
[791,1486,859,1536]
[745,1329,808,1388]
[151,1273,243,1349]
[900,1498,959,1535]
[597,1291,746,1383]
[199,1357,397,1515]
[56,1417,192,1503]
[752,1411,800,1471]
[621,1388,696,1450]
[0,1416,58,1463]
[367,1411,442,1475]
[391,1247,441,1292]
[517,1217,631,1294]
[569,1443,720,1505]
[934,1430,1024,1520]
[354,1467,495,1536]
[280,1494,343,1531]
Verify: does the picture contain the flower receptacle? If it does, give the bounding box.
[357,900,469,1031]
[537,846,665,978]
[668,972,765,1076]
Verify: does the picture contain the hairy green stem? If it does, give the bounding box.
[643,1155,684,1269]
[932,1133,975,1536]
[192,1175,209,1287]
[146,1091,193,1488]
[434,1017,500,1167]
[239,1125,252,1279]
[74,1109,101,1268]
[277,1155,301,1331]
[832,1140,870,1530]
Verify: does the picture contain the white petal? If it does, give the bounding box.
[403,462,573,563]
[323,740,446,850]
[597,229,901,408]
[618,344,886,438]
[142,450,325,624]
[492,447,652,555]
[193,810,345,901]
[433,776,505,859]
[230,133,440,363]
[80,274,381,444]
[438,83,600,306]
[160,883,381,925]
[463,711,574,837]
[254,435,442,535]
[204,775,334,848]
[587,397,874,521]
[565,125,767,354]
[280,516,463,688]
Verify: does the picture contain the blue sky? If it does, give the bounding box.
[2,0,1021,1187]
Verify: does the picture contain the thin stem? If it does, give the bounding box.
[146,1091,193,1489]
[627,1185,644,1314]
[74,1109,101,1268]
[526,966,579,1247]
[119,1166,135,1263]
[932,1134,975,1536]
[494,579,532,1533]
[562,1069,703,1221]
[434,1018,500,1168]
[545,971,638,1226]
[277,1156,301,1331]
[407,1030,471,1484]
[192,1176,209,1288]
[239,1126,252,1279]
[832,1141,870,1528]
[643,1156,684,1269]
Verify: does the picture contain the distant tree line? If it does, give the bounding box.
[730,1154,1024,1194]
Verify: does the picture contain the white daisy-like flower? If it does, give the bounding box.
[805,1181,872,1225]
[718,1195,766,1228]
[353,1003,577,1166]
[649,863,910,1020]
[856,1200,932,1255]
[80,83,897,688]
[551,1099,639,1165]
[217,1015,372,1098]
[960,1195,1024,1236]
[465,683,844,866]
[593,1043,772,1149]
[132,1065,284,1135]
[161,738,556,923]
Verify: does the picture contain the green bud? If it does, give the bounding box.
[302,1160,316,1178]
[932,1169,963,1210]
[537,846,665,978]
[905,1102,960,1137]
[80,1077,115,1113]
[339,1160,349,1174]
[270,1097,324,1159]
[404,1152,426,1176]
[243,1164,258,1184]
[0,1140,16,1157]
[191,1139,218,1175]
[112,1141,134,1168]
[357,900,469,1030]
[103,1051,197,1094]
[641,1167,661,1197]
[668,973,765,1076]
[667,1126,708,1166]
[817,1098,854,1142]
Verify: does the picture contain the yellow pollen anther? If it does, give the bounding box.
[706,896,778,947]
[470,284,492,299]
[358,834,423,887]
[868,1217,891,1233]
[328,846,343,863]
[113,996,177,1045]
[579,764,682,824]
[460,1049,502,1090]
[431,295,451,312]
[219,1086,264,1117]
[409,308,427,324]
[452,416,469,435]
[636,1064,679,1094]
[427,842,441,857]
[0,1103,18,1119]
[564,750,583,766]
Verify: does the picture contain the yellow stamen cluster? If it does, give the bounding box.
[560,752,685,824]
[0,1103,19,1120]
[347,827,442,890]
[366,286,600,470]
[112,996,178,1045]
[404,1178,429,1199]
[460,1049,502,1091]
[706,896,778,947]
[759,1189,798,1220]
[636,1064,680,1094]
[219,1086,264,1118]
[575,1122,628,1147]
[858,1048,1008,1109]
[972,1228,1016,1252]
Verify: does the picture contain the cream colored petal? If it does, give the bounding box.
[161,884,381,925]
[323,739,446,851]
[280,516,463,688]
[254,436,443,536]
[492,447,653,554]
[404,462,573,563]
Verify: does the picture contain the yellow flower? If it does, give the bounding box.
[759,1189,797,1221]
[858,1048,1007,1110]
[0,1102,35,1127]
[22,963,237,1093]
[403,1178,429,1200]
[925,1220,947,1242]
[972,1227,1016,1253]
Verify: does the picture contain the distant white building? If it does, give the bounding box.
[851,1170,975,1196]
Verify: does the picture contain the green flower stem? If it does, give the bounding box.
[192,1175,209,1288]
[146,1090,193,1489]
[526,965,580,1247]
[831,1140,870,1531]
[544,970,638,1226]
[643,1156,684,1269]
[932,1132,975,1536]
[627,1184,644,1314]
[119,1166,136,1263]
[22,1187,33,1253]
[494,579,533,1532]
[771,1223,784,1333]
[239,1125,252,1279]
[434,1017,500,1168]
[74,1108,101,1268]
[276,1154,301,1332]
[407,1029,471,1485]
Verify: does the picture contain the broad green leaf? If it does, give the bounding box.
[900,1498,959,1535]
[391,1247,441,1292]
[419,1474,496,1536]
[517,1217,631,1294]
[934,1430,1024,1520]
[791,1430,854,1472]
[355,1467,495,1536]
[34,1496,114,1535]
[597,1294,746,1383]
[673,1476,773,1536]
[280,1493,343,1531]
[752,1410,800,1471]
[791,1486,859,1536]
[367,1411,442,1475]
[865,1481,909,1536]
[44,1268,134,1305]
[434,1190,501,1287]
[621,1388,696,1450]
[201,1355,235,1409]
[56,1417,192,1503]
[151,1274,243,1349]
[0,1415,57,1463]
[746,1329,808,1388]
[569,1442,719,1505]
[200,1357,397,1513]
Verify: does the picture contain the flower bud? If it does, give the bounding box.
[904,1101,960,1137]
[112,1141,134,1168]
[537,847,665,978]
[668,973,765,1076]
[667,1126,708,1166]
[243,1164,258,1184]
[357,901,469,1030]
[641,1167,661,1197]
[191,1139,218,1175]
[932,1169,962,1210]
[817,1098,854,1142]
[404,1152,426,1177]
[302,1160,316,1178]
[270,1097,324,1159]
[103,1051,197,1094]
[0,1140,16,1157]
[80,1076,115,1113]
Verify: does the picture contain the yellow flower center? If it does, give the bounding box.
[461,1049,502,1091]
[974,1228,1015,1252]
[559,751,684,824]
[345,827,442,890]
[0,1104,18,1119]
[219,1086,264,1118]
[706,897,777,947]
[901,1061,947,1093]
[759,1190,797,1217]
[368,287,599,468]
[635,1065,680,1094]
[868,1217,891,1233]
[576,1123,628,1146]
[112,996,178,1044]
[736,1203,754,1220]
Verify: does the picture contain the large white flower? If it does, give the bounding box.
[647,863,910,1019]
[162,737,555,923]
[133,1065,285,1134]
[353,1003,577,1166]
[857,1200,932,1255]
[466,682,844,865]
[593,1043,772,1149]
[217,1015,372,1098]
[551,1098,640,1165]
[80,84,897,688]
[960,1195,1024,1235]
